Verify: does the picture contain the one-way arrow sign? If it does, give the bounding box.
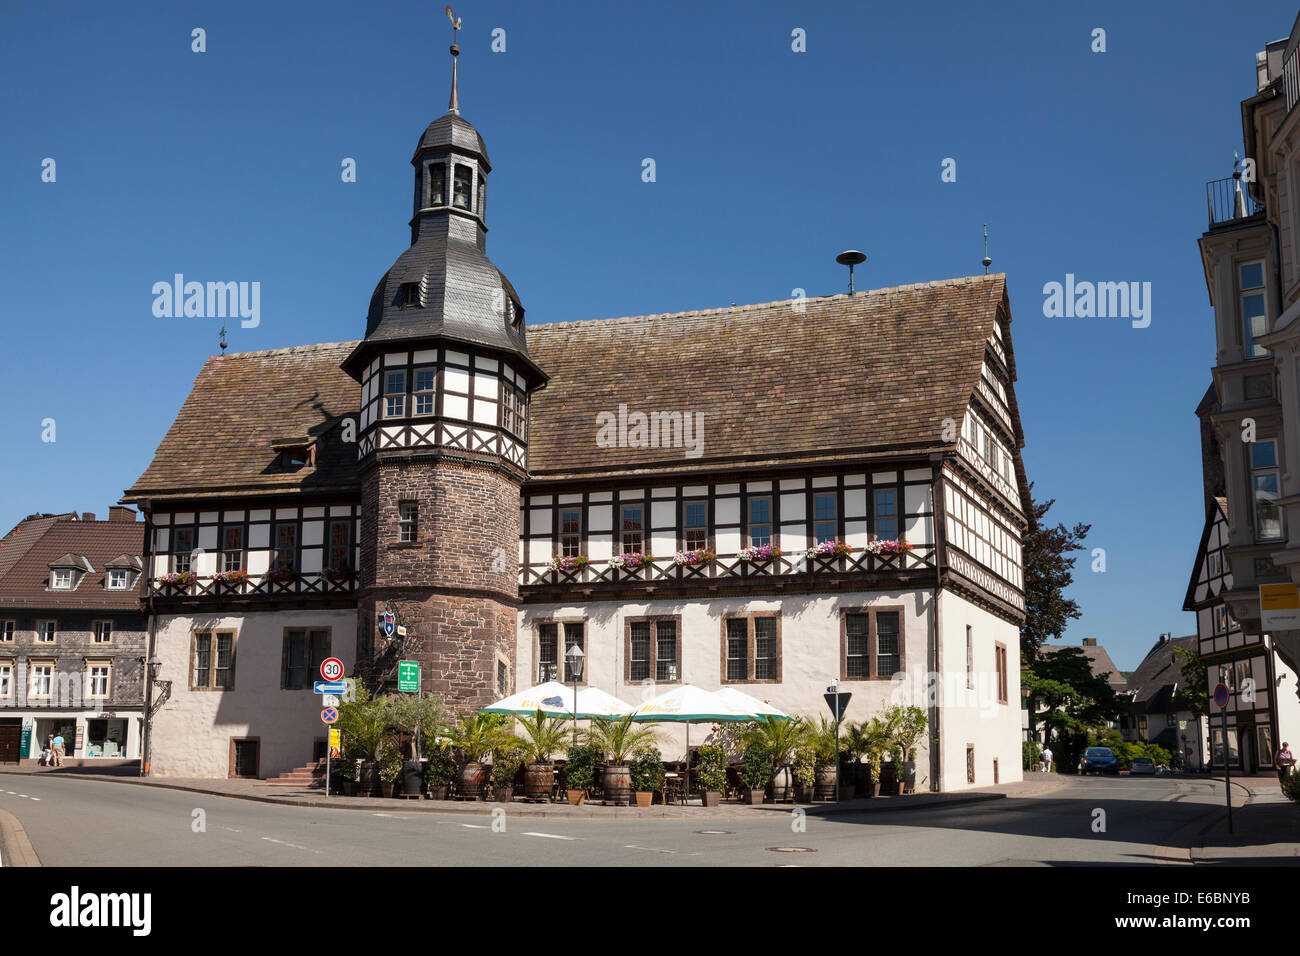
[315,681,349,694]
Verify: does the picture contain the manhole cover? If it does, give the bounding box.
[695,829,734,835]
[766,846,817,853]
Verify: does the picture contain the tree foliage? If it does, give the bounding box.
[1020,489,1091,663]
[1023,646,1126,772]
[1172,645,1208,717]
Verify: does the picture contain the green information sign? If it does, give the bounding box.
[398,660,420,693]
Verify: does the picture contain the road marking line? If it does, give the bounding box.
[461,823,489,829]
[523,832,577,841]
[372,813,394,817]
[260,836,322,854]
[624,845,675,854]
[28,798,38,802]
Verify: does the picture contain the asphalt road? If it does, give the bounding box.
[0,773,1243,866]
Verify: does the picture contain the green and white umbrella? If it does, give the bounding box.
[631,685,755,799]
[478,681,633,720]
[713,686,793,721]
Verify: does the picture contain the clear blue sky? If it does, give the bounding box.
[2,0,1293,670]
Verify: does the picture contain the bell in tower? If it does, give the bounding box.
[341,10,546,712]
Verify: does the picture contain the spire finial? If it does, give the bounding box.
[981,224,992,274]
[218,324,228,354]
[446,5,462,115]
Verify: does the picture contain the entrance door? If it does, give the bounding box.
[0,724,20,763]
[1239,728,1256,775]
[231,738,260,778]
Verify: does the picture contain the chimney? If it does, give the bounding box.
[1082,638,1097,647]
[108,506,136,523]
[82,512,96,522]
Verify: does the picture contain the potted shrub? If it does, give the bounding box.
[741,743,770,803]
[741,715,806,802]
[378,744,403,797]
[695,745,726,807]
[583,715,661,806]
[631,747,664,807]
[423,743,455,799]
[807,716,841,801]
[517,709,570,803]
[491,741,524,802]
[854,716,892,797]
[792,745,816,803]
[884,704,928,794]
[335,684,388,795]
[563,742,600,805]
[442,712,517,800]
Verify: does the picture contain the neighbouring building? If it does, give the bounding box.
[121,44,1030,789]
[1120,633,1208,771]
[0,508,147,766]
[1183,496,1300,772]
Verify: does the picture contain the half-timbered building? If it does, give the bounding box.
[122,50,1031,789]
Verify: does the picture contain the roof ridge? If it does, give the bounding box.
[529,273,1005,330]
[212,341,360,360]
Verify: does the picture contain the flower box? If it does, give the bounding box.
[674,547,715,568]
[324,566,354,583]
[806,540,853,560]
[161,571,196,588]
[739,544,783,562]
[608,552,654,573]
[865,539,913,557]
[267,566,298,585]
[212,569,249,586]
[548,554,590,574]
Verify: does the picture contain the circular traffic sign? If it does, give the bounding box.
[320,658,344,682]
[1213,683,1229,708]
[321,707,339,724]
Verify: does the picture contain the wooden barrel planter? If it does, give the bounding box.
[525,763,554,802]
[458,762,487,800]
[769,764,793,803]
[602,765,632,806]
[358,761,380,796]
[813,763,838,801]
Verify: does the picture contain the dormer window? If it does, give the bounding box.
[401,283,420,308]
[270,437,316,470]
[48,553,89,590]
[453,165,473,210]
[51,569,73,590]
[427,162,446,207]
[107,569,129,590]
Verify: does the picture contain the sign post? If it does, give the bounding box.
[1214,679,1232,834]
[320,659,345,800]
[398,661,420,693]
[824,686,852,801]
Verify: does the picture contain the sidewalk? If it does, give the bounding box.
[0,766,1068,819]
[1157,774,1300,864]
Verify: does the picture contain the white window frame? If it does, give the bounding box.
[0,662,11,699]
[0,621,13,643]
[87,662,110,699]
[107,568,129,590]
[50,568,73,590]
[36,621,57,644]
[28,663,53,699]
[92,620,113,644]
[1240,259,1269,358]
[1251,439,1283,541]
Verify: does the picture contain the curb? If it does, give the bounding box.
[0,807,41,867]
[0,771,1031,819]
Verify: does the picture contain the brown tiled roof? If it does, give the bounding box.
[0,515,64,579]
[525,275,1010,480]
[0,515,146,610]
[123,275,1012,498]
[123,342,362,501]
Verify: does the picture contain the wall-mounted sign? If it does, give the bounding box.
[1260,583,1300,630]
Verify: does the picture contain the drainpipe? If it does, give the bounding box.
[929,458,947,792]
[140,502,156,776]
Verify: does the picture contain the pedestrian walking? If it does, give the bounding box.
[1276,741,1295,785]
[1041,745,1053,773]
[40,735,52,768]
[52,732,65,767]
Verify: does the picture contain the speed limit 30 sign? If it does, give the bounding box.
[320,658,345,682]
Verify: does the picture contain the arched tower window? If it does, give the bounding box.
[427,163,446,207]
[453,165,473,210]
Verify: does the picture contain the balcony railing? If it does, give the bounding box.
[148,571,356,599]
[1206,176,1261,228]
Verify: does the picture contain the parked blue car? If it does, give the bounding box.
[1080,747,1119,775]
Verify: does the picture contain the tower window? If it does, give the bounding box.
[384,371,406,418]
[400,284,420,308]
[453,165,473,210]
[398,501,419,543]
[413,368,436,415]
[427,163,445,207]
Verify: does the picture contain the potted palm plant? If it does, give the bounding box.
[335,684,388,795]
[852,716,892,797]
[695,745,726,806]
[563,742,600,804]
[806,716,841,801]
[741,742,770,803]
[631,748,664,807]
[583,715,662,806]
[516,709,569,803]
[884,704,928,794]
[741,715,806,802]
[442,712,517,800]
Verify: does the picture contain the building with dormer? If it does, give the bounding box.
[122,44,1031,790]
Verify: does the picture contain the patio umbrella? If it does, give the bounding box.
[574,686,634,718]
[713,687,793,721]
[630,685,754,799]
[479,681,634,720]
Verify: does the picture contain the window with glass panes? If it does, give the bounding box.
[813,493,837,543]
[108,568,128,589]
[497,659,507,696]
[283,629,330,689]
[88,663,110,698]
[173,527,195,572]
[28,663,52,698]
[1241,261,1268,358]
[36,621,56,644]
[748,497,772,546]
[0,663,10,698]
[398,502,418,543]
[629,621,651,681]
[273,523,298,570]
[844,614,870,678]
[413,368,436,415]
[560,509,581,557]
[842,609,903,680]
[537,623,558,682]
[627,618,679,682]
[93,621,112,644]
[620,505,644,553]
[222,526,244,572]
[383,370,406,418]
[873,489,897,539]
[0,621,12,642]
[725,618,748,680]
[563,623,584,682]
[193,632,234,690]
[328,520,351,571]
[1251,440,1282,540]
[754,616,777,679]
[684,501,707,550]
